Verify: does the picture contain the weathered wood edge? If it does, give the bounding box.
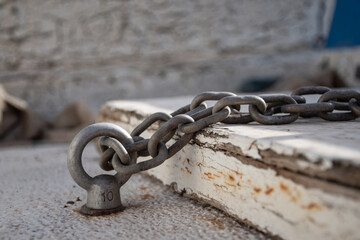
[99,101,360,189]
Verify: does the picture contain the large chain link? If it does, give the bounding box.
[97,86,360,176]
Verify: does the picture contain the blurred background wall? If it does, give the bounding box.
[0,0,359,121]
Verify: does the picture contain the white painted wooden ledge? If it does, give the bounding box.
[98,96,360,240]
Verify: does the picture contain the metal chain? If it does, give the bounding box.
[98,86,360,176]
[67,86,360,215]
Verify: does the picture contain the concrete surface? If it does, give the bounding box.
[98,95,360,240]
[0,144,268,240]
[2,0,360,121]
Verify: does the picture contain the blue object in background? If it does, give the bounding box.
[326,0,360,48]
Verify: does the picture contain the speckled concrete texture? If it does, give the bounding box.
[0,144,267,240]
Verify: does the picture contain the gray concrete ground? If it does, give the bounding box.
[0,143,268,240]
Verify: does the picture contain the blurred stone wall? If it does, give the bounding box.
[0,0,358,120]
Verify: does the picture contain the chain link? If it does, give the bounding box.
[96,86,360,176]
[318,90,360,121]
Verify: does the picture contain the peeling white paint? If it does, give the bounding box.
[146,145,360,240]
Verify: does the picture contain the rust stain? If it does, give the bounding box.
[141,194,154,200]
[280,182,289,193]
[185,166,192,174]
[247,179,251,183]
[225,174,236,187]
[302,202,322,211]
[265,187,274,195]
[253,187,262,193]
[204,172,215,180]
[228,174,235,182]
[278,182,306,203]
[139,186,148,190]
[213,173,221,178]
[279,181,303,202]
